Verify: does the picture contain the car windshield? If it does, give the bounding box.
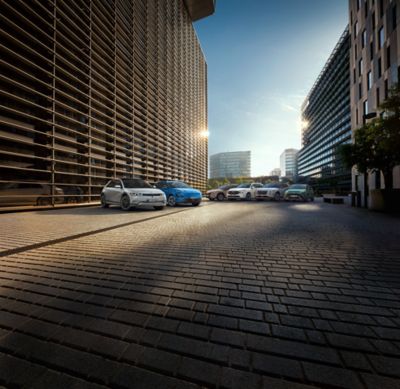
[263,183,280,188]
[289,184,307,189]
[219,184,235,190]
[122,179,152,188]
[170,181,190,188]
[236,183,250,188]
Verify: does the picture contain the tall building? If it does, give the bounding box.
[0,0,214,206]
[297,28,352,193]
[280,149,298,178]
[209,151,251,179]
[349,0,400,207]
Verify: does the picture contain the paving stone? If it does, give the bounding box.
[1,201,400,388]
[361,373,400,389]
[303,361,364,388]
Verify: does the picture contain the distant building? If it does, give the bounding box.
[270,168,281,177]
[297,28,352,193]
[349,0,400,207]
[210,151,251,178]
[280,149,298,178]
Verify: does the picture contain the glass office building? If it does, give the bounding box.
[297,28,352,193]
[209,151,251,179]
[0,0,214,206]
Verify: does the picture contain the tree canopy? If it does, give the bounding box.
[339,83,400,189]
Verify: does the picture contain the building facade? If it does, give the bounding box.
[0,0,213,206]
[280,149,298,178]
[209,151,251,179]
[297,28,352,193]
[349,0,400,207]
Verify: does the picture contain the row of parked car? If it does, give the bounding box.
[207,182,315,202]
[101,179,315,211]
[101,178,202,210]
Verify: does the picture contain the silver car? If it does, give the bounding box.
[206,184,238,201]
[101,178,166,211]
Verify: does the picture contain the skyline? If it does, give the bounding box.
[194,0,349,176]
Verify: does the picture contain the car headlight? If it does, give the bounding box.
[129,192,139,197]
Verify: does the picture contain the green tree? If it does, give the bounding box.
[339,84,400,190]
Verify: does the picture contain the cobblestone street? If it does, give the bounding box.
[1,201,400,388]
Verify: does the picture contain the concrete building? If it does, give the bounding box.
[280,149,298,178]
[209,151,251,179]
[297,28,352,193]
[349,0,400,207]
[0,0,214,206]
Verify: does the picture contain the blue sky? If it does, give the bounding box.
[194,0,349,176]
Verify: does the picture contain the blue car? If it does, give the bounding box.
[155,180,202,207]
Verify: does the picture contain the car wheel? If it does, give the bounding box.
[120,194,131,211]
[100,194,109,208]
[192,201,200,206]
[274,192,281,201]
[167,195,176,207]
[217,193,225,201]
[245,192,252,201]
[153,206,164,210]
[37,197,51,206]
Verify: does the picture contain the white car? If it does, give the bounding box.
[255,183,288,201]
[101,178,166,211]
[227,183,263,201]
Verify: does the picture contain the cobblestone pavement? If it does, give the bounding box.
[0,201,400,388]
[0,205,190,254]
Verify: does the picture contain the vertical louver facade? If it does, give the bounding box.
[0,0,210,206]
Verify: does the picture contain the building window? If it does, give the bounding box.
[384,79,389,99]
[359,82,363,98]
[378,26,384,48]
[354,21,359,37]
[355,44,358,60]
[363,100,369,123]
[372,12,376,30]
[362,29,367,48]
[378,57,382,78]
[370,41,374,60]
[359,58,363,76]
[364,1,368,18]
[367,71,372,90]
[353,68,357,83]
[376,87,380,107]
[393,5,397,29]
[356,108,359,125]
[357,0,361,11]
[379,0,384,18]
[386,46,391,69]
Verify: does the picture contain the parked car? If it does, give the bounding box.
[284,184,314,202]
[227,182,263,201]
[0,182,64,206]
[255,182,288,201]
[155,180,202,206]
[101,178,166,210]
[207,184,238,201]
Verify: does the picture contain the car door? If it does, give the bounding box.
[251,184,263,197]
[105,180,123,204]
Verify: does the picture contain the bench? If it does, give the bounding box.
[323,194,345,204]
